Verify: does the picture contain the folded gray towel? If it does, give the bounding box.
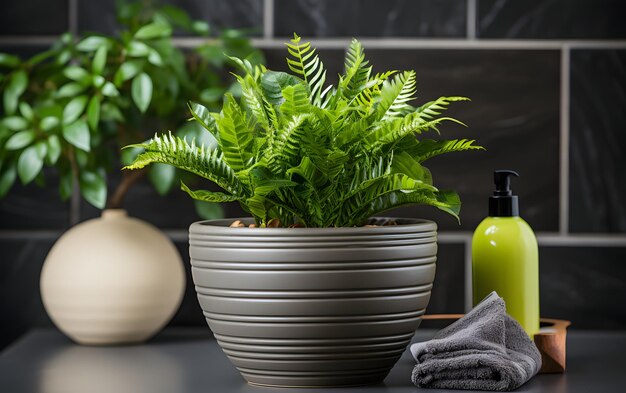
[410,292,541,391]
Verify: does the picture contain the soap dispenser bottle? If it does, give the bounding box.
[472,170,539,337]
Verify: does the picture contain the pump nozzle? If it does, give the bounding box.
[494,170,519,196]
[489,170,519,217]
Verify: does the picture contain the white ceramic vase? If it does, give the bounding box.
[40,209,185,345]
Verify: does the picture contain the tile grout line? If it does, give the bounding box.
[3,230,626,246]
[3,36,626,49]
[466,0,477,40]
[559,45,571,235]
[263,0,274,39]
[68,0,79,36]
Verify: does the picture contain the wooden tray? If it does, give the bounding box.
[422,314,571,374]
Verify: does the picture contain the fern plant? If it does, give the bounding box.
[125,34,482,227]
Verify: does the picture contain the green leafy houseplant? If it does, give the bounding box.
[0,1,262,219]
[126,34,482,227]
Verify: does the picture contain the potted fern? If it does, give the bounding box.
[126,34,481,387]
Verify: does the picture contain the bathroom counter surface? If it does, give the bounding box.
[1,328,624,393]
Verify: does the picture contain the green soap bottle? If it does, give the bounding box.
[472,170,539,337]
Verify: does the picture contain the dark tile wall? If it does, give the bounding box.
[273,0,467,38]
[569,49,626,233]
[79,0,263,36]
[1,0,626,349]
[477,0,626,39]
[0,0,69,35]
[264,48,561,231]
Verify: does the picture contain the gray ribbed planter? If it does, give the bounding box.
[189,217,437,387]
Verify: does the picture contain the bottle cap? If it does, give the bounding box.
[489,170,519,217]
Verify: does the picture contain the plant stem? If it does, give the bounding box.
[67,146,81,226]
[107,169,146,209]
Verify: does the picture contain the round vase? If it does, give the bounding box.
[189,217,437,387]
[40,209,185,345]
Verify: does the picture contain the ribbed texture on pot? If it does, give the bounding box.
[189,218,437,387]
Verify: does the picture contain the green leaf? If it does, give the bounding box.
[76,36,108,51]
[194,200,223,220]
[0,164,16,197]
[147,49,163,66]
[285,34,327,105]
[57,82,87,97]
[80,171,107,209]
[217,94,253,171]
[127,41,151,57]
[188,101,218,138]
[18,102,33,120]
[62,120,90,151]
[63,95,88,124]
[148,163,176,195]
[101,82,119,97]
[199,88,224,103]
[135,23,172,40]
[260,71,302,106]
[86,96,101,130]
[192,21,210,35]
[181,181,241,202]
[40,116,60,132]
[131,73,152,113]
[46,135,62,165]
[3,70,28,114]
[0,53,20,68]
[17,145,44,184]
[92,46,107,74]
[93,75,106,88]
[114,60,144,85]
[2,116,28,131]
[5,130,35,150]
[63,66,91,84]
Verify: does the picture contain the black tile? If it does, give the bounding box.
[263,48,561,232]
[539,246,626,329]
[0,170,71,230]
[0,238,54,350]
[570,50,626,233]
[427,243,466,314]
[0,0,68,35]
[78,0,263,36]
[477,0,626,39]
[274,0,466,38]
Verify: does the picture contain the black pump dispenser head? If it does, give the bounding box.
[489,170,519,216]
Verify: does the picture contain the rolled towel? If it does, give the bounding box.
[410,292,541,391]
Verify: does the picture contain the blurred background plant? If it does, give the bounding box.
[0,0,263,223]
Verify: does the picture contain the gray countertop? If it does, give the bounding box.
[1,328,625,393]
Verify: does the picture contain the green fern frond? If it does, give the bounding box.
[340,39,372,102]
[124,34,480,227]
[377,70,417,120]
[285,33,327,106]
[237,73,277,134]
[414,96,470,120]
[188,102,219,138]
[411,139,484,163]
[268,113,309,172]
[348,189,460,226]
[180,181,241,202]
[217,94,255,172]
[280,83,310,118]
[124,132,243,195]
